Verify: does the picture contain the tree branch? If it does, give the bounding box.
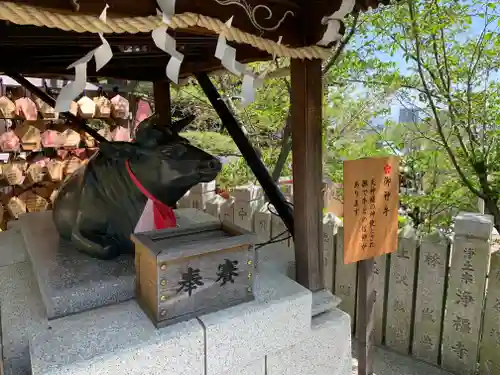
[407,0,483,198]
[271,11,360,181]
[428,16,473,162]
[326,78,441,98]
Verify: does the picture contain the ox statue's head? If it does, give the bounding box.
[99,114,222,206]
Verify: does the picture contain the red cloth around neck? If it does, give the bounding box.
[125,160,177,230]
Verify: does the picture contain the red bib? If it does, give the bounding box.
[125,160,177,230]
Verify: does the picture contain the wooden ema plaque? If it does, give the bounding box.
[131,221,257,328]
[343,156,399,264]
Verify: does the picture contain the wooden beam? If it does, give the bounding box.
[357,258,376,375]
[0,45,271,81]
[153,80,172,128]
[290,58,323,291]
[195,72,294,236]
[7,72,107,143]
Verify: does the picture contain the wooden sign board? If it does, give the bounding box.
[343,156,399,264]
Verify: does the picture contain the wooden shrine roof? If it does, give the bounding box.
[0,0,391,80]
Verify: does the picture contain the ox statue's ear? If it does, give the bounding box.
[170,114,196,134]
[99,141,138,159]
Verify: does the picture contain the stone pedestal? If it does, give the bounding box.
[1,209,352,375]
[267,309,351,375]
[0,228,27,267]
[30,301,206,375]
[17,209,219,320]
[0,261,48,375]
[26,266,350,375]
[18,211,136,320]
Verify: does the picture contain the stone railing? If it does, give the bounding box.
[180,182,500,375]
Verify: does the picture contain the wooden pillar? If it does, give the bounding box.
[290,58,324,291]
[357,258,376,375]
[153,80,171,128]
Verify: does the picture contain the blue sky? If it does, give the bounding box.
[347,5,499,124]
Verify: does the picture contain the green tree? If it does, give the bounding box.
[342,0,500,231]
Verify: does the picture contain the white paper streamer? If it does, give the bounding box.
[328,0,356,20]
[239,71,266,107]
[272,36,283,61]
[55,52,93,112]
[55,32,113,112]
[317,20,341,46]
[166,55,183,83]
[95,33,113,71]
[318,0,355,46]
[157,0,176,23]
[156,8,172,25]
[215,17,246,77]
[151,26,185,83]
[221,48,245,76]
[99,3,109,23]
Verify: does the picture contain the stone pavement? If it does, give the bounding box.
[351,341,453,375]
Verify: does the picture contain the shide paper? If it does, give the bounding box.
[317,0,355,46]
[54,52,92,113]
[214,17,265,106]
[151,26,185,84]
[215,17,245,77]
[239,71,266,108]
[99,3,109,23]
[272,36,283,61]
[317,21,341,46]
[156,0,176,23]
[55,5,113,112]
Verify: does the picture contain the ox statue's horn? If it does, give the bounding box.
[171,114,196,134]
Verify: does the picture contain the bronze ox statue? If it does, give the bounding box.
[52,115,222,260]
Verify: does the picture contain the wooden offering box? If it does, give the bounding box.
[131,222,257,328]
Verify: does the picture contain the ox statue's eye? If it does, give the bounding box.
[168,144,186,158]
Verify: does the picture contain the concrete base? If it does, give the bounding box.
[18,212,136,320]
[17,209,219,320]
[200,264,312,375]
[30,301,205,375]
[312,289,342,317]
[0,261,351,375]
[0,262,49,375]
[267,309,352,375]
[1,209,352,375]
[28,266,315,375]
[0,228,27,267]
[256,243,296,279]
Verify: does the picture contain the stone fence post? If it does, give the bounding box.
[441,213,493,375]
[412,231,450,365]
[479,235,500,374]
[385,226,418,354]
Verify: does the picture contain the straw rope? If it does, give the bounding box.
[0,1,331,59]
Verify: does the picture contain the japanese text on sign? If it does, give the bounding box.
[343,156,399,263]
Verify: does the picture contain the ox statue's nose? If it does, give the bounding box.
[198,158,222,174]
